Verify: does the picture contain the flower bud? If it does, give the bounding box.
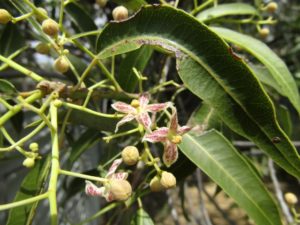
[259,28,270,39]
[109,179,132,201]
[96,0,108,8]
[284,192,298,205]
[150,176,164,192]
[54,56,69,73]
[112,6,128,21]
[35,7,48,22]
[36,42,50,55]
[29,142,39,152]
[42,19,59,36]
[0,9,12,24]
[266,2,278,13]
[23,157,35,168]
[53,99,63,108]
[122,146,139,165]
[160,171,176,189]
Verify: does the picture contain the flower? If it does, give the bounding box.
[143,107,191,167]
[111,93,171,132]
[85,159,131,201]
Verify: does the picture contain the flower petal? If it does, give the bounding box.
[139,93,150,108]
[85,181,104,196]
[163,141,178,167]
[178,125,192,135]
[111,102,136,114]
[146,102,171,112]
[111,172,128,180]
[107,159,123,178]
[169,107,178,132]
[115,114,135,132]
[105,191,115,202]
[143,127,169,143]
[136,112,152,130]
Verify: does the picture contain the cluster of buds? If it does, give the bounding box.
[150,171,177,192]
[22,143,40,168]
[85,159,132,202]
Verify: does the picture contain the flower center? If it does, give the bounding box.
[170,135,182,144]
[130,99,140,108]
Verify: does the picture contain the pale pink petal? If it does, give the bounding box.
[85,181,104,196]
[169,107,178,132]
[143,127,169,143]
[107,159,123,178]
[163,141,178,167]
[115,114,135,132]
[178,126,192,135]
[139,93,150,108]
[111,102,136,114]
[111,172,128,180]
[105,191,115,202]
[146,102,171,112]
[136,112,152,130]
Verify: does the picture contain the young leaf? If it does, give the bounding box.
[197,3,258,22]
[130,208,155,225]
[96,5,300,178]
[179,131,282,225]
[211,27,300,115]
[6,156,51,225]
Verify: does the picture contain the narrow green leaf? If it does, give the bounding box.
[65,2,98,50]
[211,27,300,114]
[197,3,258,22]
[6,156,51,225]
[96,5,300,178]
[117,46,153,92]
[179,131,282,225]
[68,129,100,165]
[276,105,293,137]
[0,79,18,99]
[0,23,25,56]
[130,208,155,225]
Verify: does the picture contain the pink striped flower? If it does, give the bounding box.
[111,93,171,132]
[143,107,191,167]
[85,159,129,202]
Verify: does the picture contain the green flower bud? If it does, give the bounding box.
[35,7,48,22]
[112,6,128,21]
[150,176,164,192]
[36,43,50,55]
[160,171,176,189]
[266,2,278,13]
[122,146,139,166]
[0,9,12,24]
[42,19,59,36]
[259,28,270,39]
[109,179,132,201]
[54,56,69,73]
[29,142,39,152]
[23,157,35,168]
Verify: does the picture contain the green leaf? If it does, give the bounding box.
[130,208,155,225]
[179,131,282,225]
[96,5,300,178]
[211,27,300,115]
[197,3,258,22]
[117,46,153,92]
[0,79,18,99]
[276,105,292,137]
[6,156,51,225]
[65,2,98,50]
[112,0,147,11]
[0,23,25,56]
[68,129,100,165]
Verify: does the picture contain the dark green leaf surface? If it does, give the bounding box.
[211,27,300,114]
[117,46,153,92]
[197,3,258,22]
[96,5,300,178]
[65,3,98,49]
[179,131,282,225]
[0,79,18,99]
[6,156,51,225]
[130,208,155,225]
[0,24,25,56]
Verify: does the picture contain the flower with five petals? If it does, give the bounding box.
[143,107,191,167]
[111,93,171,132]
[85,159,131,201]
